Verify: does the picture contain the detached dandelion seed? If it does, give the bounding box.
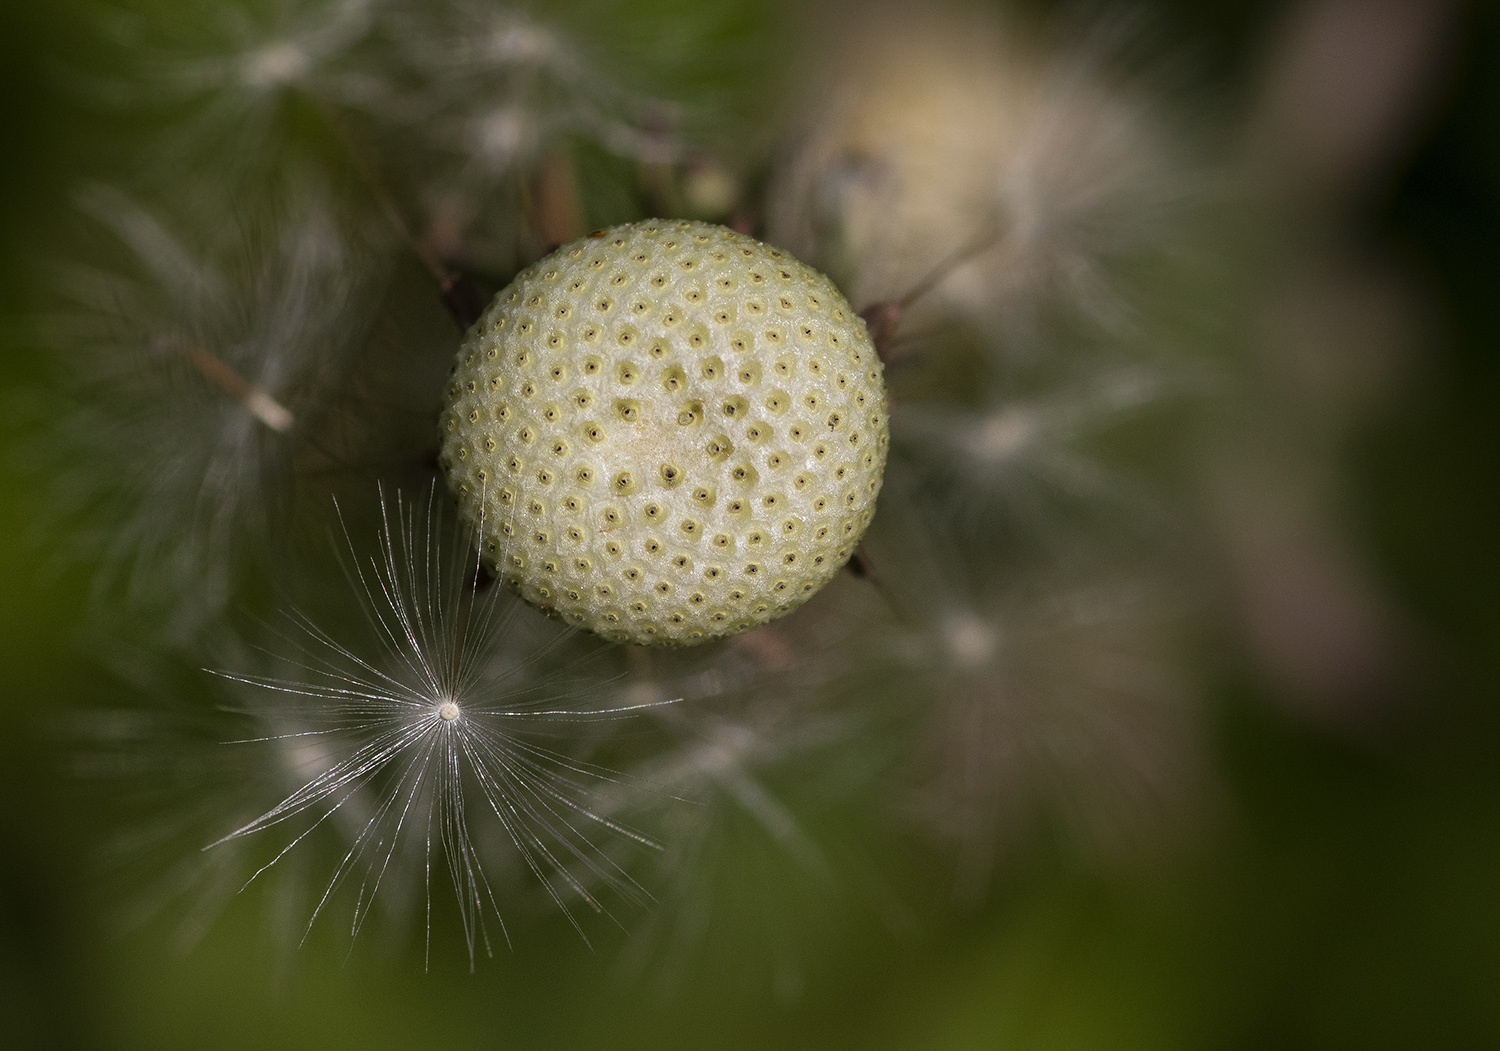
[865,471,1203,902]
[209,485,676,963]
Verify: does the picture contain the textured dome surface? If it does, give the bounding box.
[440,220,888,644]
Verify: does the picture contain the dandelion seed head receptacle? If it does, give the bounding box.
[439,220,889,646]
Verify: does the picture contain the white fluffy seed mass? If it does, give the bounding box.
[440,220,889,645]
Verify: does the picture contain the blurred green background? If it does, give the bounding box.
[3,1,1499,1048]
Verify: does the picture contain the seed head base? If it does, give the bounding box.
[441,220,888,645]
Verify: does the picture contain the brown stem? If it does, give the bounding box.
[859,225,1006,363]
[841,543,902,619]
[530,149,585,251]
[318,103,486,329]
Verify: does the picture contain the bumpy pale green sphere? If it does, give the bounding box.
[440,220,888,645]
